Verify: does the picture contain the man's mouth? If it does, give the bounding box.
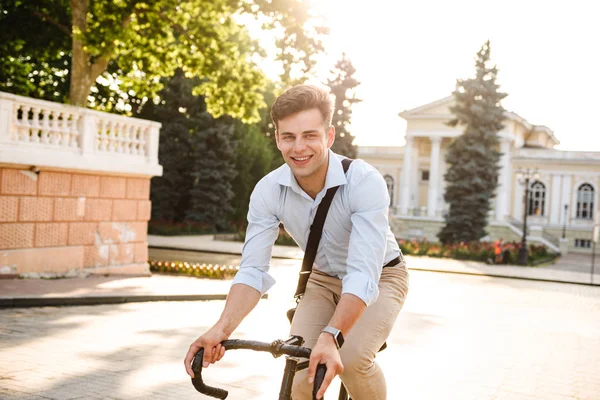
[290,155,312,165]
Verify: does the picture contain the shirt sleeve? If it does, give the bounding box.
[342,170,390,306]
[231,180,280,295]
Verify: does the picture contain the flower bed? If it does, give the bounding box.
[398,239,553,266]
[149,260,239,279]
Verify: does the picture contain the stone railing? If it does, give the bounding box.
[0,91,162,176]
[542,229,560,248]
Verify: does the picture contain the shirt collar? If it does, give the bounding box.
[276,150,348,194]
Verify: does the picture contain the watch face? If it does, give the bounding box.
[336,331,345,348]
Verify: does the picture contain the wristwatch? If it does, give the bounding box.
[322,326,345,349]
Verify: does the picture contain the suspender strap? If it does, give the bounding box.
[294,157,354,299]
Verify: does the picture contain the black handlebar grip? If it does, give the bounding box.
[312,363,327,400]
[191,349,229,399]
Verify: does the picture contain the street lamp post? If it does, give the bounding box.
[516,168,540,265]
[562,204,569,239]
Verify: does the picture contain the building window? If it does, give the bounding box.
[421,170,430,182]
[576,183,594,219]
[575,239,592,248]
[527,181,545,216]
[384,175,394,206]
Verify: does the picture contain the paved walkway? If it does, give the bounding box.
[2,267,599,399]
[1,235,598,309]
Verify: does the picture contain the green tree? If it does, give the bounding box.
[139,69,236,231]
[187,119,237,231]
[229,123,277,228]
[0,0,326,122]
[438,41,507,244]
[327,53,360,158]
[138,70,196,222]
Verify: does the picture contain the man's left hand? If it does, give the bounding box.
[307,332,344,399]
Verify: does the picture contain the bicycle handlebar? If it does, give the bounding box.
[191,339,327,399]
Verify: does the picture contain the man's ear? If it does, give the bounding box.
[275,130,282,151]
[326,125,335,148]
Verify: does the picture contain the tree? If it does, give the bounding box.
[0,0,326,122]
[327,53,361,158]
[186,119,237,231]
[437,41,507,244]
[139,69,236,231]
[229,123,277,229]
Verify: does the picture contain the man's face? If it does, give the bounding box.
[276,108,335,181]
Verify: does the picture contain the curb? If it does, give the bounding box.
[0,293,268,309]
[149,245,302,260]
[409,267,599,286]
[153,247,599,287]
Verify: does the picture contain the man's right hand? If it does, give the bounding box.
[184,327,228,378]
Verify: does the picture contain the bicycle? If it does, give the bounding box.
[190,335,331,400]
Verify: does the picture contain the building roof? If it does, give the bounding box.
[398,96,560,146]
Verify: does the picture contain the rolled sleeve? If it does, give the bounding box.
[343,170,390,306]
[231,267,276,295]
[233,179,280,295]
[341,271,380,306]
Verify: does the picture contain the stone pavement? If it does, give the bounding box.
[1,264,599,399]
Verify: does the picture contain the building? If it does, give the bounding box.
[359,96,600,254]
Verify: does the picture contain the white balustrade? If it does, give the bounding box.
[0,91,162,176]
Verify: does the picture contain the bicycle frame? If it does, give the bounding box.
[191,336,327,400]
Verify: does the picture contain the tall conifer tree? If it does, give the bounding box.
[438,41,507,243]
[138,69,236,231]
[327,53,361,158]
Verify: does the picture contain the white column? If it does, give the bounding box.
[560,175,572,225]
[438,143,447,214]
[78,109,96,154]
[550,175,562,224]
[427,136,442,217]
[399,136,414,215]
[495,139,511,221]
[0,96,14,142]
[411,138,420,212]
[146,123,161,164]
[514,178,524,221]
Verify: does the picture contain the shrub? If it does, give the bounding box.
[149,260,239,279]
[398,239,553,266]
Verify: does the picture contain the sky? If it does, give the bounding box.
[255,0,600,151]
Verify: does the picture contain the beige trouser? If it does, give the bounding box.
[290,264,409,400]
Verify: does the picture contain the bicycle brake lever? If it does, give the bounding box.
[191,349,229,399]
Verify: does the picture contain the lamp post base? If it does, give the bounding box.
[517,246,528,266]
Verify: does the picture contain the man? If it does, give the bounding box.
[184,84,409,399]
[494,238,503,264]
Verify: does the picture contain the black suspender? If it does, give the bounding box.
[293,158,354,299]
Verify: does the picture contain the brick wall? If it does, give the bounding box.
[0,167,151,276]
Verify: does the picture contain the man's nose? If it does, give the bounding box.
[293,137,308,152]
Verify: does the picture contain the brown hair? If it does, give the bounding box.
[270,84,334,131]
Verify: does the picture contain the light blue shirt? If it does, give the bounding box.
[231,150,404,306]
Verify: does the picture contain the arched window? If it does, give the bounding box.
[527,181,545,216]
[384,175,394,206]
[576,183,594,219]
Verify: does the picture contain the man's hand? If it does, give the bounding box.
[184,327,228,378]
[307,332,344,399]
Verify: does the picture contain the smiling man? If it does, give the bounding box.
[184,85,409,400]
